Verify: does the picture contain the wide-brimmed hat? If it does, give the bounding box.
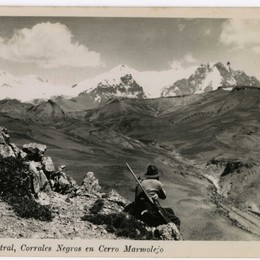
[145,165,160,178]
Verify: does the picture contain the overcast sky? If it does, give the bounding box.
[0,16,260,84]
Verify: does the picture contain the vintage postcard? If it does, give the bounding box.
[0,6,259,258]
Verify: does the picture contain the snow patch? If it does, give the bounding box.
[94,96,101,102]
[223,87,233,91]
[0,70,70,102]
[195,66,222,94]
[70,64,198,98]
[226,77,236,85]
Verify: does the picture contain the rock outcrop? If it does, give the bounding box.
[206,158,260,214]
[22,143,47,161]
[42,156,55,173]
[0,127,15,158]
[27,161,51,194]
[0,127,55,196]
[0,126,10,144]
[81,171,101,194]
[155,223,183,240]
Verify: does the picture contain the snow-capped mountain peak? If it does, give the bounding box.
[70,64,198,99]
[161,62,260,97]
[79,73,146,104]
[0,71,69,102]
[110,64,133,73]
[1,62,260,104]
[69,64,138,96]
[20,74,49,84]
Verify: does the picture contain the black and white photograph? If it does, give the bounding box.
[0,6,260,257]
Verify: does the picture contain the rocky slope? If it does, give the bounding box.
[73,73,146,108]
[25,100,66,121]
[67,64,194,99]
[0,99,31,117]
[162,62,260,96]
[0,127,182,240]
[53,62,260,111]
[75,86,260,237]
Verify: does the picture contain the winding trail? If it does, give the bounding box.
[153,146,260,240]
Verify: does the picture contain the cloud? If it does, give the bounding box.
[170,60,183,70]
[170,53,198,70]
[220,19,260,52]
[0,22,103,68]
[183,53,197,64]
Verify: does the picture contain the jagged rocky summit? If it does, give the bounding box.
[162,62,260,97]
[0,126,182,240]
[1,62,260,106]
[79,73,146,103]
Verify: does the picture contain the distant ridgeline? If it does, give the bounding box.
[1,61,260,108]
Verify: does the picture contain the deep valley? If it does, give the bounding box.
[1,85,260,240]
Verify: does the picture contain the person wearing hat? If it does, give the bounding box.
[134,165,181,229]
[135,165,166,202]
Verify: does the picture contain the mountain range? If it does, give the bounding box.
[1,83,260,240]
[0,70,69,102]
[1,62,260,105]
[1,61,260,239]
[162,62,260,96]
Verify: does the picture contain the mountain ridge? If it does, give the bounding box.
[0,70,69,102]
[1,85,260,240]
[1,62,260,113]
[1,62,260,103]
[162,62,260,97]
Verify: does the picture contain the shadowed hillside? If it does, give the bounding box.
[1,86,260,240]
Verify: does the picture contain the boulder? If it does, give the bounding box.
[102,189,129,207]
[155,223,183,241]
[0,127,14,158]
[89,198,125,215]
[68,176,77,187]
[28,161,51,194]
[81,172,101,194]
[0,144,15,158]
[22,143,47,161]
[0,134,5,145]
[88,190,129,215]
[38,169,51,193]
[51,168,74,194]
[28,161,41,194]
[42,156,55,173]
[0,127,10,145]
[58,175,70,189]
[9,143,27,159]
